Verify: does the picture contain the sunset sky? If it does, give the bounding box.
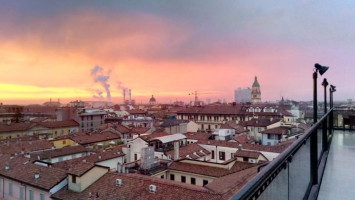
[0,1,354,105]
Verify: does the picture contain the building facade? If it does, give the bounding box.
[234,88,251,103]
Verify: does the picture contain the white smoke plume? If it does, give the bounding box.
[91,65,111,102]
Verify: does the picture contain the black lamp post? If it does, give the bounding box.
[322,78,328,151]
[330,85,336,108]
[330,85,336,132]
[311,63,329,185]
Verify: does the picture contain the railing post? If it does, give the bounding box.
[311,71,318,185]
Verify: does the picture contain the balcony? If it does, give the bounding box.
[232,108,354,200]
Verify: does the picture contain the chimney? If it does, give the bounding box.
[238,144,242,151]
[174,140,179,160]
[35,172,40,179]
[129,89,132,104]
[123,88,126,104]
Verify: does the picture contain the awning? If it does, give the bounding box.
[155,133,186,144]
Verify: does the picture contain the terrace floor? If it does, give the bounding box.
[318,130,355,200]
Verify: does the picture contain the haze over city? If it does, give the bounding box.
[1,0,354,105]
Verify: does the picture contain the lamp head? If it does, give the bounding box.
[315,63,329,75]
[322,78,328,87]
[330,85,336,92]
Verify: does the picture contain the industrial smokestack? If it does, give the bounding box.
[174,140,179,160]
[129,89,132,104]
[123,88,126,104]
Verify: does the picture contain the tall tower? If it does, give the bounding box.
[251,76,261,104]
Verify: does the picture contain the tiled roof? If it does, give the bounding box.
[130,127,150,134]
[51,146,125,172]
[0,122,37,133]
[234,134,255,144]
[128,109,147,115]
[177,105,244,115]
[198,140,292,154]
[165,143,210,160]
[245,118,280,127]
[184,132,212,141]
[205,166,260,197]
[0,155,67,191]
[262,127,289,135]
[220,121,247,134]
[70,131,120,145]
[116,125,130,134]
[31,145,94,160]
[38,120,79,128]
[234,150,261,159]
[0,120,78,133]
[51,173,222,200]
[0,140,54,155]
[169,160,256,178]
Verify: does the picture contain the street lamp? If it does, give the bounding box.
[329,85,336,134]
[322,78,329,113]
[311,63,329,185]
[313,63,329,123]
[330,85,336,108]
[322,78,329,152]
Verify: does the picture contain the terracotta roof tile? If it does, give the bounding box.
[0,140,54,155]
[262,127,289,135]
[165,143,210,160]
[169,160,256,178]
[184,132,212,141]
[0,155,67,191]
[38,120,79,128]
[52,173,222,200]
[234,150,261,159]
[31,145,94,160]
[70,131,120,145]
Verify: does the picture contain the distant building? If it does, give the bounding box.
[149,95,156,105]
[56,107,106,132]
[251,76,261,104]
[234,88,251,103]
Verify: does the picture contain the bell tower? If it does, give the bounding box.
[251,76,261,104]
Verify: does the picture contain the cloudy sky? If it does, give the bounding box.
[0,0,354,104]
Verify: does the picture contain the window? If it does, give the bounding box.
[219,151,225,161]
[20,187,24,200]
[8,182,12,196]
[243,157,249,162]
[160,175,164,179]
[203,180,208,186]
[81,122,84,127]
[40,193,45,200]
[29,190,34,200]
[81,116,84,121]
[211,150,215,159]
[181,176,186,183]
[170,174,175,181]
[91,116,93,120]
[191,177,196,185]
[91,122,93,127]
[72,175,77,183]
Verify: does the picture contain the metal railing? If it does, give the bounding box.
[232,109,334,200]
